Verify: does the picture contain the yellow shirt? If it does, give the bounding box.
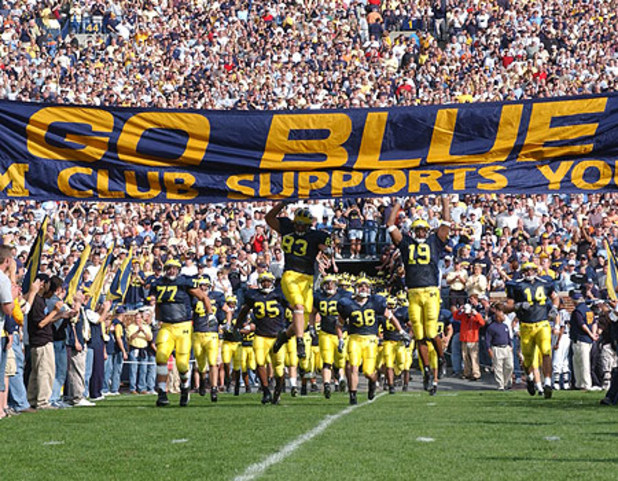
[126,324,152,349]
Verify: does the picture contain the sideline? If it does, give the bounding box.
[233,393,386,481]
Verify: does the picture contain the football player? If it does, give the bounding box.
[387,198,451,393]
[381,297,412,394]
[266,203,331,359]
[310,275,347,399]
[234,321,257,396]
[151,259,212,407]
[282,308,299,397]
[237,272,287,404]
[394,291,413,391]
[505,262,558,398]
[221,296,241,393]
[337,277,410,405]
[192,277,226,402]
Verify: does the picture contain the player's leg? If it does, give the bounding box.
[362,336,379,400]
[428,343,438,396]
[272,348,286,404]
[537,322,554,398]
[347,335,361,405]
[320,332,335,399]
[425,287,446,377]
[284,337,298,396]
[175,322,194,407]
[253,335,272,403]
[276,272,310,358]
[519,324,536,396]
[408,288,429,365]
[154,324,174,406]
[192,333,208,396]
[206,333,220,402]
[383,341,396,394]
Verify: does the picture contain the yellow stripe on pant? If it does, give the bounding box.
[155,321,193,373]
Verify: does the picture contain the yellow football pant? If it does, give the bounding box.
[254,335,285,378]
[520,321,551,370]
[407,286,440,340]
[284,336,298,367]
[319,331,347,370]
[281,271,314,326]
[222,341,240,365]
[234,345,256,372]
[156,321,192,373]
[192,332,219,373]
[348,334,379,376]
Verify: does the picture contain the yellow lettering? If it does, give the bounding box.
[58,167,93,198]
[298,172,330,198]
[519,98,607,161]
[226,174,255,200]
[427,105,522,164]
[260,113,351,170]
[124,171,162,199]
[445,168,475,190]
[26,107,113,162]
[0,164,29,196]
[355,112,421,169]
[117,112,209,167]
[259,172,295,199]
[331,171,364,197]
[96,169,125,199]
[571,160,612,190]
[537,161,574,190]
[477,166,508,190]
[163,172,198,200]
[365,170,406,195]
[408,170,443,192]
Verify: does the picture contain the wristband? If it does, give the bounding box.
[440,220,451,228]
[387,225,397,233]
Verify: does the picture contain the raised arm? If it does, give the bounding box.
[386,202,403,245]
[436,195,451,243]
[265,201,287,234]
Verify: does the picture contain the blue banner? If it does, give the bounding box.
[0,94,617,203]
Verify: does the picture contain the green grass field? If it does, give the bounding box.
[1,389,616,481]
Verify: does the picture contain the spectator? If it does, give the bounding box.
[455,302,485,381]
[569,291,599,392]
[486,304,513,391]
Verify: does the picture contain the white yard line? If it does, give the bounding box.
[233,393,386,481]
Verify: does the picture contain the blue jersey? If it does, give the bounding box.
[506,277,555,324]
[149,275,195,324]
[337,295,387,336]
[279,218,330,275]
[314,289,346,335]
[193,290,225,333]
[244,288,287,337]
[397,232,446,288]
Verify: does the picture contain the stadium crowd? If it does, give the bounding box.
[1,0,618,415]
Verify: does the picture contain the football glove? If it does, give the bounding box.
[337,339,345,353]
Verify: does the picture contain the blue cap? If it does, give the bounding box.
[570,291,583,301]
[116,306,126,314]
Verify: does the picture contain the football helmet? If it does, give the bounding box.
[411,218,430,244]
[321,275,338,296]
[293,208,313,235]
[258,271,276,293]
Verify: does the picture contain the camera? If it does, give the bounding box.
[463,303,472,314]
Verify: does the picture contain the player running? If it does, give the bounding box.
[192,277,226,402]
[151,259,212,407]
[505,262,558,398]
[337,277,410,405]
[266,203,331,360]
[387,197,451,392]
[310,275,347,399]
[237,272,288,405]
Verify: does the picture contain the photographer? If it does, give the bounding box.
[453,300,485,381]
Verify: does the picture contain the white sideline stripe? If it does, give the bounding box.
[233,393,386,481]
